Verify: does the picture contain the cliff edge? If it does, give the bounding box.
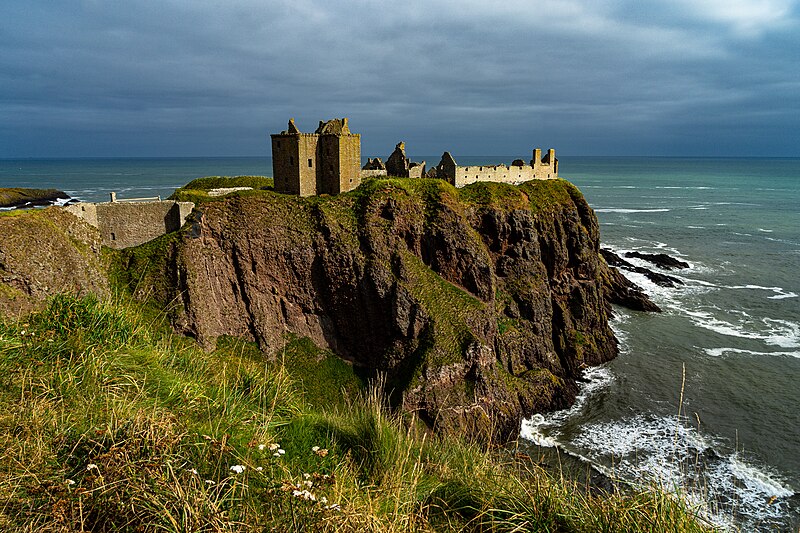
[122,178,645,441]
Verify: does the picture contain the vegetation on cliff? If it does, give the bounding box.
[0,295,711,532]
[117,177,632,442]
[0,188,70,209]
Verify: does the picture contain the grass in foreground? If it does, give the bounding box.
[0,295,714,532]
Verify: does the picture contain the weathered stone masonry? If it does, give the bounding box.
[432,148,558,187]
[64,200,194,249]
[271,118,361,196]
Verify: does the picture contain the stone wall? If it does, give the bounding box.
[336,134,362,193]
[64,200,194,249]
[435,149,558,187]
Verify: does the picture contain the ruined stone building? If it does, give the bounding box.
[385,142,426,178]
[271,118,361,196]
[431,149,558,187]
[360,142,426,179]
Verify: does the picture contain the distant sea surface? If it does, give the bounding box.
[2,156,798,530]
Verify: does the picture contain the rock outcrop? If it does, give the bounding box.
[0,188,72,209]
[0,208,108,316]
[601,248,682,289]
[127,179,650,442]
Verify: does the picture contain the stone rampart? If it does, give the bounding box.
[64,200,194,249]
[434,149,558,187]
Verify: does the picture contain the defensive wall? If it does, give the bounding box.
[434,148,558,187]
[64,198,194,249]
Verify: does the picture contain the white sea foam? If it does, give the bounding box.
[757,228,773,233]
[654,186,714,190]
[687,225,705,229]
[680,308,800,349]
[519,366,615,447]
[704,347,800,359]
[569,415,795,530]
[595,208,670,213]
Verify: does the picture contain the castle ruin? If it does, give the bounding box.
[430,149,558,187]
[271,117,558,195]
[271,118,361,196]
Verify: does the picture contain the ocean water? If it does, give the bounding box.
[2,156,798,529]
[0,157,270,204]
[521,157,800,532]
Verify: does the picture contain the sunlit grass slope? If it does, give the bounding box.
[0,295,713,532]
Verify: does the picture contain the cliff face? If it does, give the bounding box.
[152,179,621,441]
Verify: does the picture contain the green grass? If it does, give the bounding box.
[0,295,716,532]
[169,176,274,204]
[0,188,65,209]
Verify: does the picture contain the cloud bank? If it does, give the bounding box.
[1,0,798,157]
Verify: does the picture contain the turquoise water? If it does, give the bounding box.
[2,156,798,529]
[523,157,800,531]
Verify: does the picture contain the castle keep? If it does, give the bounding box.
[271,118,361,196]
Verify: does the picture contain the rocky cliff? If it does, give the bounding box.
[124,178,645,441]
[0,208,108,316]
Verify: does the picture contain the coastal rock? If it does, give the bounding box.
[600,262,662,312]
[624,251,689,270]
[0,208,108,315]
[0,188,73,209]
[600,248,683,288]
[139,179,627,442]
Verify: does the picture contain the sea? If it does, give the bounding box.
[1,156,798,531]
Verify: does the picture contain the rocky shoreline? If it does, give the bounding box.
[0,187,73,209]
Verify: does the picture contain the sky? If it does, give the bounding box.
[1,0,799,158]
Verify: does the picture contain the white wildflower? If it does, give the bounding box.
[258,444,266,451]
[303,472,311,480]
[325,503,341,511]
[190,468,199,475]
[205,479,215,485]
[311,446,320,453]
[86,463,98,471]
[320,496,328,505]
[229,465,245,474]
[65,479,76,486]
[278,448,286,455]
[273,452,281,457]
[256,466,263,472]
[304,480,313,488]
[292,489,302,497]
[268,443,280,451]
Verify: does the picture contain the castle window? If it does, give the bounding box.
[308,159,313,167]
[111,232,116,241]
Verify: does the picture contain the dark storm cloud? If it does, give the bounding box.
[1,0,798,157]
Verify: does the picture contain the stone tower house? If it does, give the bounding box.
[271,118,361,196]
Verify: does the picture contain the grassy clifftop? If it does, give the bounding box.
[0,295,712,532]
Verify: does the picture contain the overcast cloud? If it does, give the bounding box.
[1,0,798,157]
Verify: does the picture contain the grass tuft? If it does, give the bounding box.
[0,295,715,532]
